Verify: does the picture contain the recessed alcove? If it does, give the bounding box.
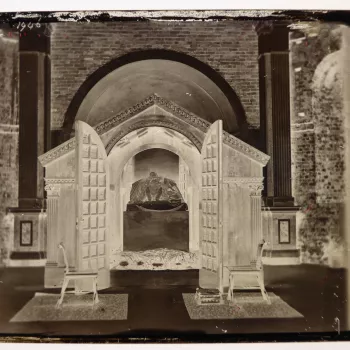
[122,148,190,254]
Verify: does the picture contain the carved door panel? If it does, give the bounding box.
[199,120,224,292]
[75,121,110,290]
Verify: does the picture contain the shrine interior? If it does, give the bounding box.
[0,14,349,339]
[119,148,195,270]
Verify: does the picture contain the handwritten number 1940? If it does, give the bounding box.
[16,20,41,32]
[14,20,53,38]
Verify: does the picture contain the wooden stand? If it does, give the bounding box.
[195,288,224,305]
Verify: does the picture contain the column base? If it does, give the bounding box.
[6,207,47,268]
[7,251,47,267]
[262,205,301,266]
[263,249,301,265]
[264,196,295,207]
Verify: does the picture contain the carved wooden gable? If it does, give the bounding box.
[39,94,269,170]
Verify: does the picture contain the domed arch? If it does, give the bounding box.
[62,49,248,138]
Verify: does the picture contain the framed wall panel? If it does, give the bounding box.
[20,221,33,246]
[278,219,290,244]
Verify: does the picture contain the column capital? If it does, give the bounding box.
[255,21,291,36]
[19,24,51,53]
[257,21,290,55]
[255,21,274,36]
[44,183,60,197]
[248,183,264,197]
[44,178,75,197]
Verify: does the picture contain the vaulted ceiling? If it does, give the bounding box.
[75,59,239,134]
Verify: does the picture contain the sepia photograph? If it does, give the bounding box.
[0,4,349,344]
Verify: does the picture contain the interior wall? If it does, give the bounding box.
[134,148,179,184]
[120,157,135,210]
[342,24,350,327]
[0,33,19,266]
[290,23,346,266]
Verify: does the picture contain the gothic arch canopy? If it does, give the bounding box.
[105,118,203,154]
[39,94,269,168]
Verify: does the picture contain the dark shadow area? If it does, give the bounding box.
[123,212,189,252]
[0,264,347,340]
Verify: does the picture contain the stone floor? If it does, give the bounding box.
[0,264,347,341]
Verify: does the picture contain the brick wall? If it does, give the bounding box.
[50,20,260,130]
[0,35,19,266]
[290,23,345,266]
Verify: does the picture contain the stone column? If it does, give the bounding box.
[18,27,51,208]
[256,22,300,265]
[44,181,60,265]
[256,21,294,206]
[7,26,51,266]
[249,182,264,257]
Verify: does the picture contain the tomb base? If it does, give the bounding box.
[111,248,199,270]
[124,211,189,251]
[110,269,199,287]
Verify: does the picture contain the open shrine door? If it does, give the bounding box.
[199,120,224,293]
[75,121,110,290]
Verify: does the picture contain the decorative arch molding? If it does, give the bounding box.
[105,117,203,154]
[95,93,210,136]
[62,49,248,136]
[39,95,269,167]
[99,94,269,165]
